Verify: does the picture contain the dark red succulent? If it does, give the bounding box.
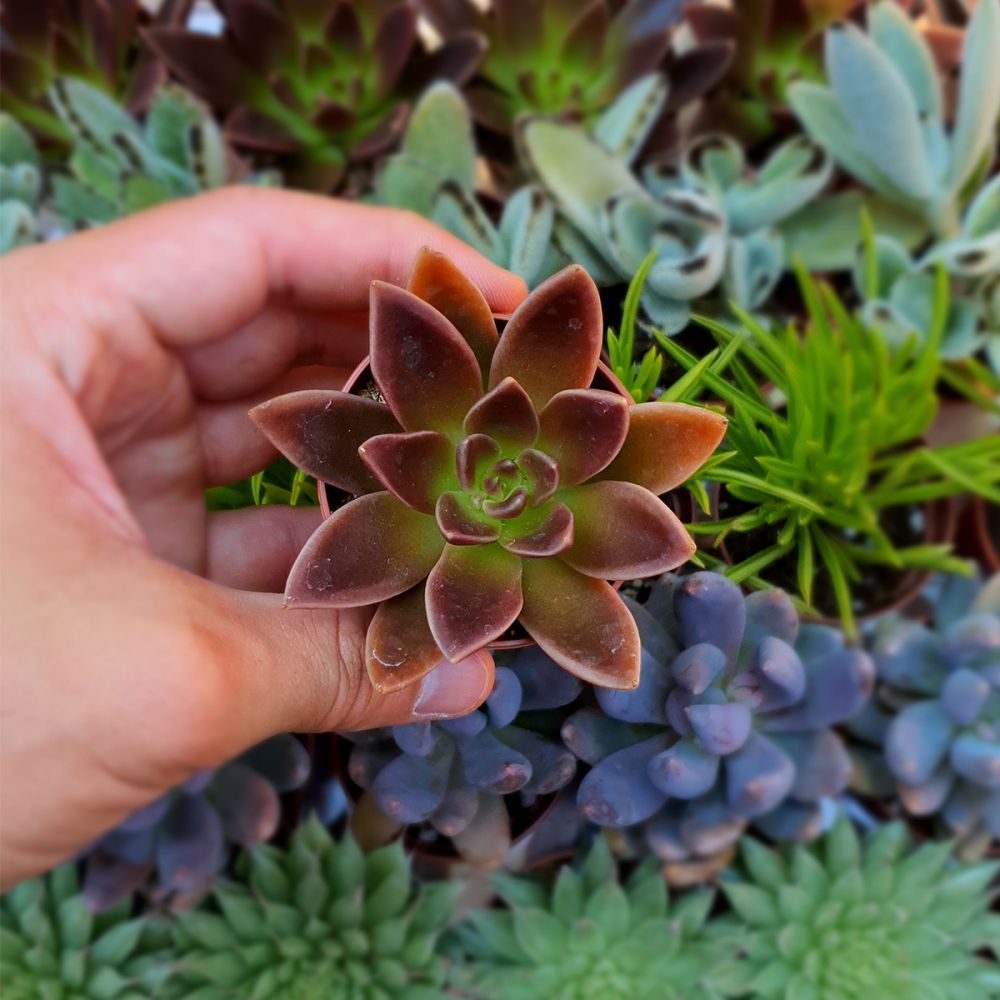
[250,249,726,692]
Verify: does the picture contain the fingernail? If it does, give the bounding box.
[412,653,492,720]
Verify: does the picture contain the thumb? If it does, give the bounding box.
[207,588,495,758]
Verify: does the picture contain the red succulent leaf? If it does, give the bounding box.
[426,544,524,662]
[560,482,695,578]
[520,558,641,689]
[597,402,727,494]
[372,2,418,100]
[561,0,609,65]
[359,431,456,514]
[370,281,483,433]
[407,247,498,377]
[456,433,502,490]
[500,502,574,558]
[285,492,442,607]
[224,106,299,151]
[144,29,248,109]
[537,388,629,485]
[517,448,559,506]
[436,492,500,545]
[488,265,603,409]
[482,488,529,519]
[249,390,401,495]
[463,377,539,450]
[366,583,444,693]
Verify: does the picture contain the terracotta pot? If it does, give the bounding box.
[316,323,636,651]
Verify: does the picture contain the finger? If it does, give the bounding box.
[182,307,370,403]
[206,592,495,756]
[198,364,352,485]
[16,186,527,362]
[205,506,322,592]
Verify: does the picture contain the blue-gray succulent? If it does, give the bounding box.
[566,572,874,863]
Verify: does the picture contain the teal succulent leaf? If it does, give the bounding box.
[721,818,1000,1000]
[0,864,174,999]
[168,818,454,999]
[0,113,42,254]
[450,838,737,999]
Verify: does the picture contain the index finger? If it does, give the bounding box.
[7,187,528,354]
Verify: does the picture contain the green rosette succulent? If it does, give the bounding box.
[0,863,173,999]
[167,817,455,999]
[449,837,736,999]
[146,0,485,189]
[0,113,43,254]
[719,817,1000,1000]
[48,78,278,229]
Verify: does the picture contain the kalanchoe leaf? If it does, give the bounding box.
[370,281,483,433]
[950,735,1000,788]
[436,491,501,545]
[724,732,795,818]
[509,645,584,710]
[366,582,444,693]
[406,246,499,376]
[464,377,540,451]
[157,795,224,891]
[372,736,454,823]
[359,430,455,514]
[940,667,990,726]
[536,388,629,485]
[648,739,720,799]
[775,729,852,801]
[458,729,532,794]
[485,667,522,730]
[578,734,672,826]
[286,491,442,608]
[674,572,747,664]
[744,637,807,712]
[520,557,641,689]
[596,402,727,494]
[426,544,523,662]
[393,722,435,757]
[500,501,574,558]
[561,481,694,579]
[686,701,753,756]
[249,390,400,495]
[489,265,603,409]
[670,643,726,695]
[596,646,673,725]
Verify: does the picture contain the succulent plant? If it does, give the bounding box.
[448,836,737,999]
[0,114,43,254]
[145,0,485,189]
[417,0,690,135]
[347,647,581,867]
[853,177,1000,375]
[1,863,173,998]
[719,817,1000,1000]
[48,78,278,228]
[0,0,176,145]
[659,268,1000,634]
[682,0,855,143]
[850,572,1000,853]
[789,0,1000,239]
[82,733,311,911]
[167,817,456,999]
[250,248,726,691]
[566,572,874,864]
[522,111,831,330]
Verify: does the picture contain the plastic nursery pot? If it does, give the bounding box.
[956,495,1000,575]
[316,320,636,651]
[330,733,558,879]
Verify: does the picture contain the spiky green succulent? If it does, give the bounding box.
[167,817,455,999]
[49,79,278,229]
[0,113,42,254]
[449,837,737,999]
[0,864,173,999]
[719,817,1000,1000]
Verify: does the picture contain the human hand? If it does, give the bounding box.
[0,188,526,887]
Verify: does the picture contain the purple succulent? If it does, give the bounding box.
[345,646,581,866]
[565,571,874,862]
[251,249,726,693]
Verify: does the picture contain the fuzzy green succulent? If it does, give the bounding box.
[49,78,277,229]
[167,817,456,999]
[449,837,736,999]
[0,863,173,999]
[719,818,1000,1000]
[0,113,43,254]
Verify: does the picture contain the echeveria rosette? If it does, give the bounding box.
[347,647,580,866]
[717,817,1000,1000]
[850,572,1000,852]
[566,572,874,864]
[251,249,726,693]
[81,734,311,911]
[447,837,738,999]
[146,0,484,188]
